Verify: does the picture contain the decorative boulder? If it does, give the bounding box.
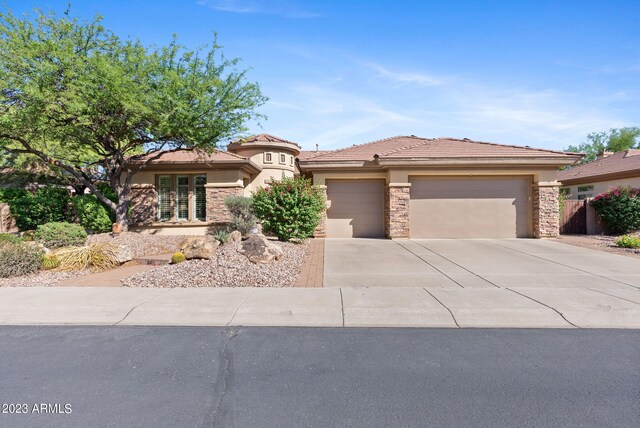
[229,230,243,243]
[180,236,220,260]
[237,234,284,264]
[112,244,133,264]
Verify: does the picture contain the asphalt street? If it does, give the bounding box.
[0,327,638,428]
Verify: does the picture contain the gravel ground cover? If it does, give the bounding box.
[123,240,310,288]
[556,234,640,260]
[0,270,88,287]
[87,232,188,257]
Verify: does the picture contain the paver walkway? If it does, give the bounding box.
[56,264,155,287]
[294,239,324,287]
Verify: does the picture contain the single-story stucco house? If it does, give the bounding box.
[127,133,582,238]
[557,149,640,200]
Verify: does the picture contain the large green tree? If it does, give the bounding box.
[0,8,266,229]
[566,127,640,164]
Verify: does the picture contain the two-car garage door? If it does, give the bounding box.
[325,177,531,238]
[409,177,530,238]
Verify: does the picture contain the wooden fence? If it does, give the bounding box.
[560,200,586,234]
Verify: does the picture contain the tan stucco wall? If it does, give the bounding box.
[561,177,640,199]
[230,147,297,194]
[312,167,559,186]
[130,169,243,187]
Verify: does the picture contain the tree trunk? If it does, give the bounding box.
[114,198,129,232]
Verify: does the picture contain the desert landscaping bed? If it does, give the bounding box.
[0,232,188,287]
[122,240,309,288]
[556,234,640,260]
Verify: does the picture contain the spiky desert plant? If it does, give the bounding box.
[171,251,187,264]
[41,253,60,270]
[55,243,120,271]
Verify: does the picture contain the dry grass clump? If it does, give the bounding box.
[54,243,120,271]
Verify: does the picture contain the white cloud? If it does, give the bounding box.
[245,47,634,151]
[196,0,321,18]
[363,62,443,87]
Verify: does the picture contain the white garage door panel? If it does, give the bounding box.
[410,178,530,238]
[326,180,385,238]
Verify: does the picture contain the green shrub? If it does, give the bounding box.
[590,186,640,234]
[0,242,44,277]
[171,251,186,264]
[0,233,22,244]
[8,186,72,230]
[41,253,61,270]
[252,177,325,241]
[224,196,257,235]
[0,188,28,203]
[213,229,230,244]
[35,222,87,248]
[615,235,640,249]
[72,195,115,233]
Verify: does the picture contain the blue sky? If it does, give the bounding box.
[6,1,640,151]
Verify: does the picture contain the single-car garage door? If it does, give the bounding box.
[326,179,385,238]
[410,177,530,238]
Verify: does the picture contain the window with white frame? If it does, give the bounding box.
[279,153,286,164]
[577,185,594,200]
[194,175,207,221]
[157,174,209,222]
[264,152,273,163]
[175,176,189,220]
[157,176,171,221]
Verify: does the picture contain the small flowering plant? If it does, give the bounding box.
[590,186,640,234]
[252,177,326,241]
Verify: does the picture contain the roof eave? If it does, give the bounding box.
[130,159,262,174]
[559,168,640,186]
[376,157,582,167]
[297,160,381,170]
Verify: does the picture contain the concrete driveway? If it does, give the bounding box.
[323,239,640,328]
[324,238,640,289]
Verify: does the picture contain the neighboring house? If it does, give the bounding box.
[557,150,640,200]
[128,134,581,238]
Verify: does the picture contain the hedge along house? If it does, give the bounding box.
[127,134,300,235]
[126,133,582,238]
[298,136,582,239]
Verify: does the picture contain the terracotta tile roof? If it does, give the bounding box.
[557,149,640,182]
[233,133,301,147]
[130,148,248,164]
[297,150,332,160]
[301,135,579,162]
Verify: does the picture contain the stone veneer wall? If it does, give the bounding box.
[0,203,18,233]
[206,186,244,223]
[313,185,327,238]
[129,187,157,225]
[533,184,559,238]
[386,184,410,238]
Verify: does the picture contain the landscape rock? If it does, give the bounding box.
[229,230,242,243]
[112,244,133,264]
[237,234,284,264]
[180,236,220,260]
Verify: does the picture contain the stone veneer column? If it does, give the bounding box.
[206,185,244,223]
[129,185,157,225]
[313,185,327,238]
[532,183,560,238]
[386,183,410,239]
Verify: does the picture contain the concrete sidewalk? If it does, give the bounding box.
[1,286,639,328]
